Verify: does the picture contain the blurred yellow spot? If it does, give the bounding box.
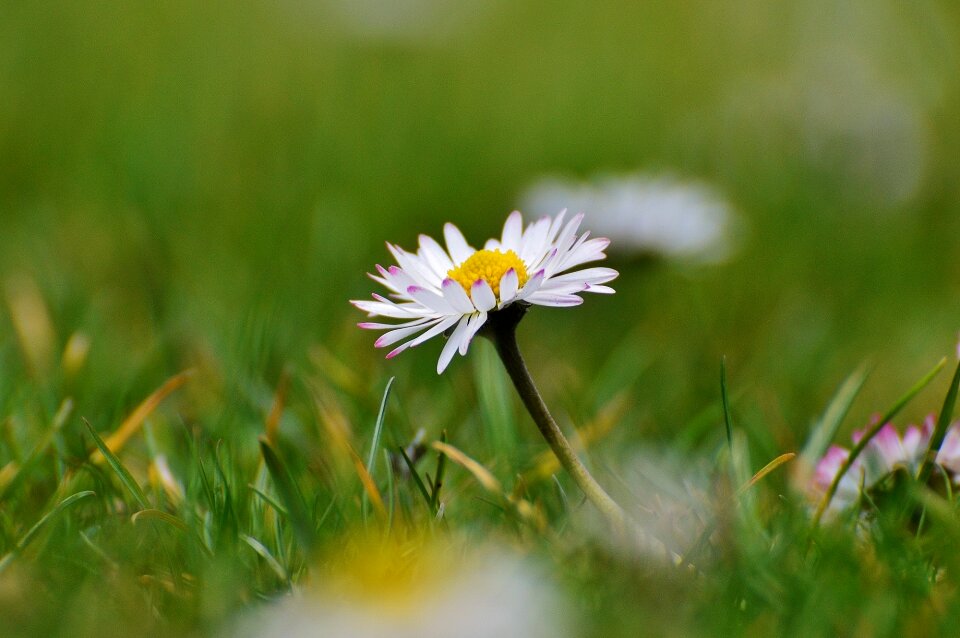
[4,275,55,378]
[447,249,527,299]
[61,331,91,378]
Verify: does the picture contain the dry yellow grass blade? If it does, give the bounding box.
[4,275,56,379]
[737,452,796,496]
[91,369,193,464]
[431,441,502,493]
[61,331,91,378]
[264,369,290,444]
[346,444,387,521]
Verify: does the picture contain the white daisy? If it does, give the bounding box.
[352,210,617,373]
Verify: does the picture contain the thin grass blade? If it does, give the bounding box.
[83,418,148,510]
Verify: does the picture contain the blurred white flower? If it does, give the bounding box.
[518,174,738,263]
[574,448,714,565]
[232,541,571,638]
[322,0,499,44]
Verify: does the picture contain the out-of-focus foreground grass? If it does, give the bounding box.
[2,1,960,636]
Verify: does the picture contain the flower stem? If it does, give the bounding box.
[485,305,628,531]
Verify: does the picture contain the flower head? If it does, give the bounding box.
[352,211,617,373]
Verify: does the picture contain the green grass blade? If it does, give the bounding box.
[430,429,448,510]
[397,445,433,512]
[0,490,95,574]
[366,376,395,479]
[258,436,313,552]
[796,366,869,488]
[248,484,289,517]
[240,533,289,583]
[720,357,733,449]
[917,359,960,485]
[83,418,148,510]
[799,366,869,464]
[131,508,189,532]
[363,377,394,522]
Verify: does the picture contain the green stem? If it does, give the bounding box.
[485,305,628,531]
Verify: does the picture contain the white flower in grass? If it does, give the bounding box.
[352,210,617,373]
[518,173,738,262]
[231,541,571,638]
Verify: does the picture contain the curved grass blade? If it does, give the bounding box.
[248,484,289,517]
[795,366,869,489]
[431,441,501,493]
[0,490,95,573]
[132,508,189,532]
[737,452,796,496]
[240,533,289,583]
[93,369,192,464]
[83,418,148,510]
[0,398,73,499]
[366,376,395,479]
[363,377,394,521]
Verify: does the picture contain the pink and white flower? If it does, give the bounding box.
[352,211,617,373]
[810,416,960,514]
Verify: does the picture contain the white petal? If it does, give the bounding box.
[500,210,523,252]
[537,280,589,295]
[459,311,487,355]
[358,317,434,330]
[471,280,497,312]
[406,314,461,348]
[418,234,455,277]
[375,318,443,348]
[406,286,456,314]
[553,213,585,256]
[515,269,545,301]
[527,292,584,307]
[483,238,502,251]
[388,244,442,289]
[519,216,552,265]
[437,316,471,374]
[351,299,428,319]
[546,209,568,245]
[441,278,476,313]
[586,284,615,294]
[546,267,619,286]
[554,237,610,273]
[375,264,417,295]
[444,223,474,264]
[498,268,519,306]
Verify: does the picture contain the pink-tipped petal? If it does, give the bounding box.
[471,279,497,312]
[498,268,519,306]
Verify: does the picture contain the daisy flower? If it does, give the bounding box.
[351,210,617,373]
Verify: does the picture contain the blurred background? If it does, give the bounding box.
[2,0,960,461]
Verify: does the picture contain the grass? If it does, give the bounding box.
[2,1,960,636]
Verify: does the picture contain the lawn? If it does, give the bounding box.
[2,1,960,636]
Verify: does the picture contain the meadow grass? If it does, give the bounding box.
[3,1,960,636]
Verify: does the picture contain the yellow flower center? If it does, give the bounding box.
[447,249,529,299]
